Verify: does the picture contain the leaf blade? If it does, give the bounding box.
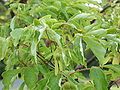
[90,67,108,90]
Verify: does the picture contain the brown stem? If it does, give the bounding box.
[108,78,120,89]
[69,68,91,76]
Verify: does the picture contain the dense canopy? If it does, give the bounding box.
[0,0,120,90]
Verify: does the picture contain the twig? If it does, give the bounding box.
[20,44,54,68]
[108,78,120,89]
[36,52,54,68]
[69,68,91,76]
[100,4,111,13]
[100,0,120,13]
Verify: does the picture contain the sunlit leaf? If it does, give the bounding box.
[84,36,106,65]
[10,16,16,31]
[31,40,37,63]
[10,28,23,46]
[0,37,9,60]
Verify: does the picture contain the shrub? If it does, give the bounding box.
[0,0,120,90]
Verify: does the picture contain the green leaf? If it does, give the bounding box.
[35,79,48,90]
[84,36,106,64]
[2,69,20,90]
[90,67,108,90]
[54,57,59,75]
[47,29,61,47]
[72,35,86,65]
[83,85,95,90]
[0,37,9,60]
[62,82,77,90]
[33,23,46,42]
[68,13,95,21]
[33,19,40,26]
[38,64,50,75]
[112,53,120,65]
[19,14,33,25]
[47,72,60,90]
[31,40,37,63]
[103,65,120,74]
[10,16,16,31]
[19,82,25,90]
[24,66,39,89]
[86,29,107,37]
[10,28,23,46]
[51,22,77,30]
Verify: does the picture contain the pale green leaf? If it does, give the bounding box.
[0,37,9,60]
[68,13,95,21]
[84,36,106,64]
[33,24,46,42]
[10,16,16,31]
[47,29,61,47]
[31,40,37,63]
[86,29,107,37]
[10,28,23,46]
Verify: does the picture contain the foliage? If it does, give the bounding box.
[0,0,120,90]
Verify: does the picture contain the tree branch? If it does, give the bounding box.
[69,68,91,76]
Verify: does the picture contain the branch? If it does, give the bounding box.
[108,78,120,89]
[100,0,120,13]
[21,44,54,68]
[69,68,91,76]
[100,4,111,13]
[36,51,55,68]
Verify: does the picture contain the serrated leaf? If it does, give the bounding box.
[90,67,108,90]
[84,36,106,65]
[24,66,39,89]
